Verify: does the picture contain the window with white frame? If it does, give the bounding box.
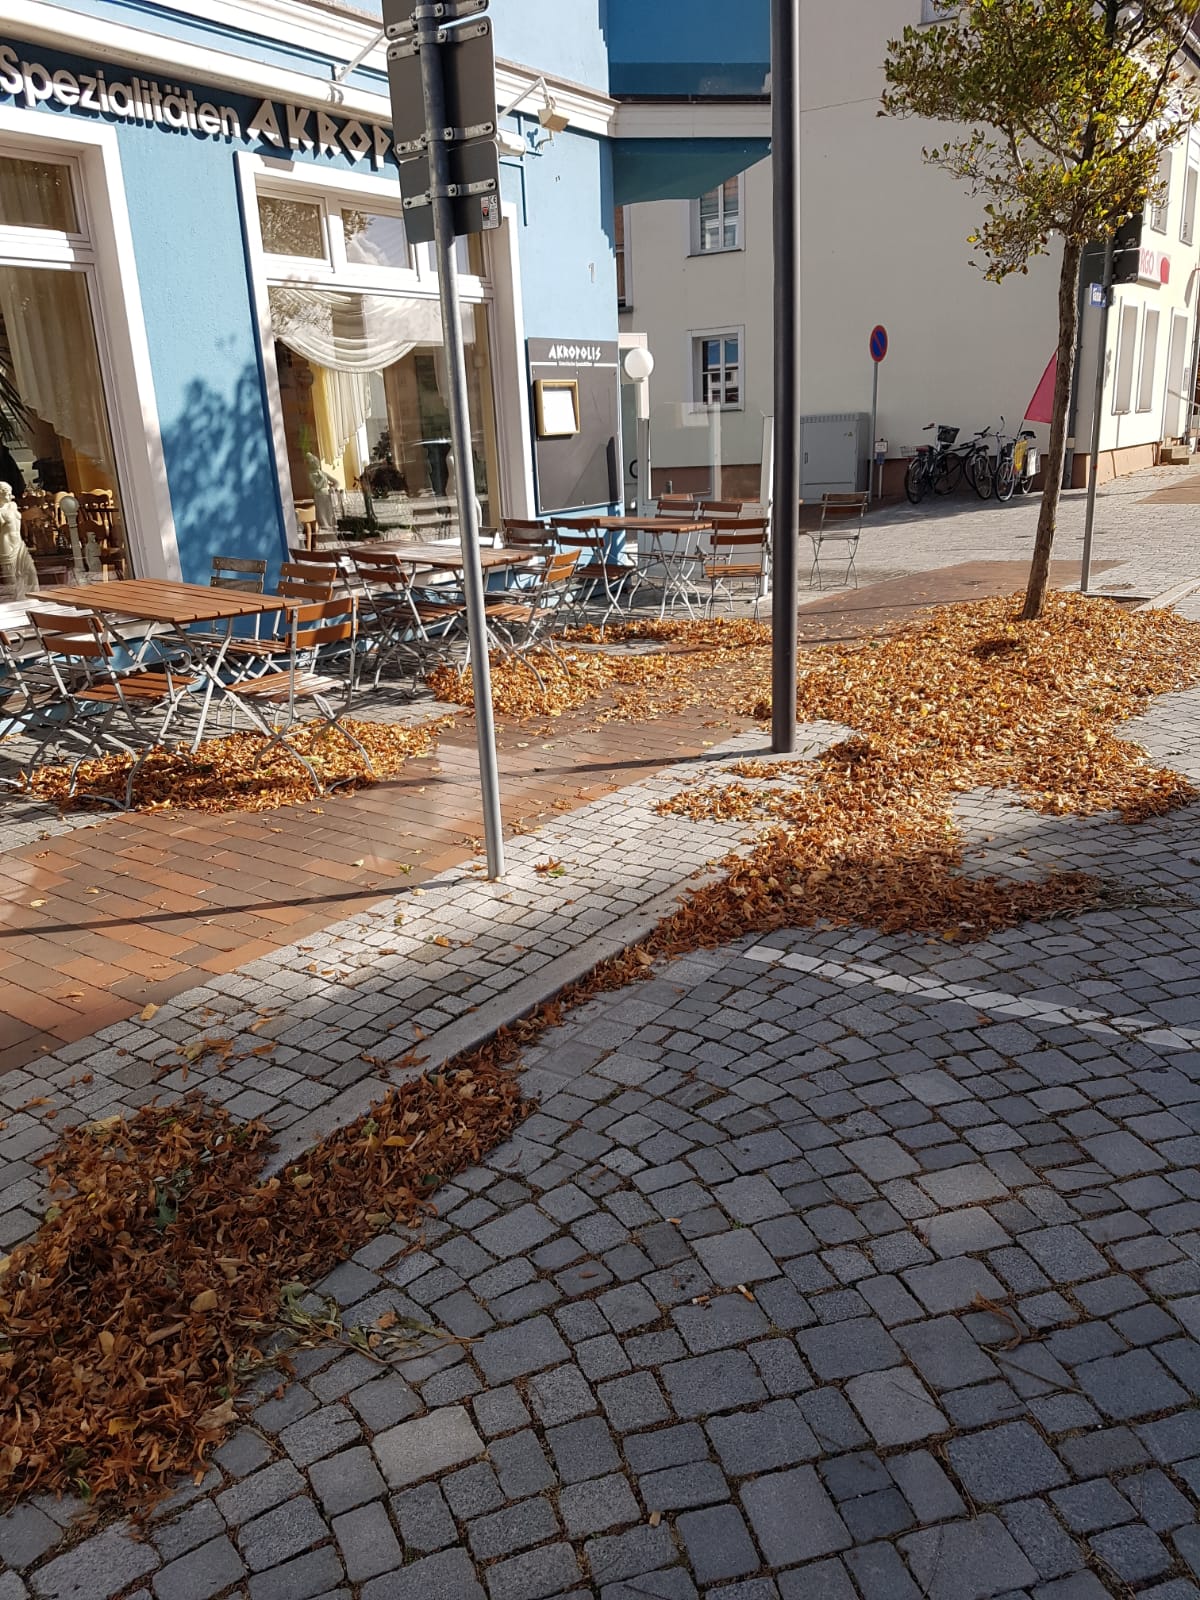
[1137,307,1160,412]
[0,148,133,582]
[253,179,498,540]
[1113,301,1140,414]
[693,329,742,409]
[1148,150,1172,233]
[1182,164,1198,245]
[691,177,742,255]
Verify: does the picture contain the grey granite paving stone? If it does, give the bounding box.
[845,1366,949,1446]
[741,1466,852,1566]
[901,1515,1039,1599]
[371,1405,484,1488]
[947,1423,1070,1503]
[676,1505,760,1585]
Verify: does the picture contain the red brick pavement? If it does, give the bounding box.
[0,559,1096,1079]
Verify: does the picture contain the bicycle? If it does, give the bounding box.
[992,419,1038,501]
[905,423,960,504]
[960,427,997,501]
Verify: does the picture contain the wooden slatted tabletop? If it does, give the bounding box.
[37,579,289,626]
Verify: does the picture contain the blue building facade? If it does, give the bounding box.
[0,0,766,588]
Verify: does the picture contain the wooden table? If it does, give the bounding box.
[41,579,294,747]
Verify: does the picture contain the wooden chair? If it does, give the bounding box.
[809,493,869,590]
[294,501,319,552]
[485,551,581,684]
[24,607,201,809]
[351,547,465,690]
[554,529,639,626]
[225,595,373,793]
[656,493,698,518]
[698,499,750,522]
[703,521,770,619]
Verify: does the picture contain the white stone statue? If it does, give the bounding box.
[0,482,37,596]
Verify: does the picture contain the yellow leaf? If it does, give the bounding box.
[29,899,45,908]
[291,1172,313,1189]
[196,1397,237,1433]
[190,1288,219,1313]
[98,1330,115,1358]
[432,935,452,948]
[140,1003,160,1022]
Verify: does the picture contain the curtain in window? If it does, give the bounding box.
[268,286,443,373]
[0,267,108,465]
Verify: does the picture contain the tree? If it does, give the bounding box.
[882,0,1200,619]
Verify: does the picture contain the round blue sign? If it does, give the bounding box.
[870,325,889,363]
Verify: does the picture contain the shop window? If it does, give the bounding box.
[691,178,742,255]
[342,208,411,271]
[0,154,77,232]
[268,287,499,539]
[693,330,742,408]
[1113,302,1140,414]
[258,194,327,259]
[1136,308,1160,412]
[0,152,129,591]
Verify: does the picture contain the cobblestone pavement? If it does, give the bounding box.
[4,643,1200,1594]
[846,461,1200,601]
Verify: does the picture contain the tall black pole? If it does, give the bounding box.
[771,0,801,754]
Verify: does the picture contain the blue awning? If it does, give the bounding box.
[612,138,770,206]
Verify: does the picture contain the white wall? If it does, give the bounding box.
[622,0,1200,478]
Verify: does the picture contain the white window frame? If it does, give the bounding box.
[691,326,744,411]
[0,108,177,578]
[1113,300,1141,415]
[1136,306,1160,413]
[238,154,534,546]
[1148,150,1172,234]
[689,175,743,257]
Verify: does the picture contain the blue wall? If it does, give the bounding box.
[0,28,622,570]
[605,0,769,97]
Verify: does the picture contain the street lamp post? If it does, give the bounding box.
[624,346,655,517]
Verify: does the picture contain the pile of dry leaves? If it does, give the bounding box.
[649,591,1200,947]
[429,618,772,724]
[0,1064,529,1505]
[27,717,452,816]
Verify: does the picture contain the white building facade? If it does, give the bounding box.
[618,0,1200,499]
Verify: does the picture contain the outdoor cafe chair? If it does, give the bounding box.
[698,499,752,522]
[703,521,770,619]
[351,548,466,691]
[224,594,374,794]
[808,492,869,590]
[0,622,101,791]
[554,528,639,627]
[656,493,699,518]
[485,550,580,685]
[23,607,203,810]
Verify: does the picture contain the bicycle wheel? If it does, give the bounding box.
[971,448,993,500]
[905,455,929,505]
[933,452,962,495]
[994,454,1016,501]
[1016,470,1035,495]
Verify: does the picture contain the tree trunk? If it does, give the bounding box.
[1021,240,1083,621]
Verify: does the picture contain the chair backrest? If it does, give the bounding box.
[698,500,749,521]
[294,502,319,551]
[820,492,869,513]
[555,532,606,559]
[657,493,698,518]
[502,519,552,547]
[211,556,267,594]
[279,561,337,602]
[288,594,358,655]
[351,549,411,593]
[710,520,769,552]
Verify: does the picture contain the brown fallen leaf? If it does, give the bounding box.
[140,1003,160,1023]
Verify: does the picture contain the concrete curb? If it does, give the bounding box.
[263,868,721,1174]
[1137,574,1200,612]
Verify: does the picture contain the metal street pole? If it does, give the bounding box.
[1080,238,1114,595]
[415,6,505,877]
[868,360,880,508]
[771,0,801,755]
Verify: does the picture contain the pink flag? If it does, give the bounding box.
[1026,354,1057,424]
